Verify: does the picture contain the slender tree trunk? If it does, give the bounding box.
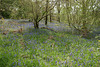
[45,0,49,25]
[81,0,88,37]
[50,10,52,22]
[0,0,2,17]
[57,0,60,23]
[66,0,70,26]
[45,14,48,25]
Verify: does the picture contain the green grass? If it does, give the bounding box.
[0,28,100,67]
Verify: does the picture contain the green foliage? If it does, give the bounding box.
[0,0,15,18]
[0,0,100,66]
[0,28,99,67]
[60,0,100,36]
[0,56,9,67]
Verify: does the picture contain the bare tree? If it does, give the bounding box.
[18,0,57,29]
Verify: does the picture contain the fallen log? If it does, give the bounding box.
[41,27,57,33]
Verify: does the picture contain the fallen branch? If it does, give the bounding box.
[40,27,57,33]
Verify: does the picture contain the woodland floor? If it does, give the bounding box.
[0,19,100,67]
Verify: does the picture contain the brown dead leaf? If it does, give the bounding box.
[2,30,9,35]
[48,36,54,40]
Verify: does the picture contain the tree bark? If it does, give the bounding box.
[50,10,52,22]
[81,0,88,37]
[45,14,48,25]
[57,0,60,23]
[34,21,39,29]
[33,0,39,29]
[66,0,70,26]
[45,0,49,25]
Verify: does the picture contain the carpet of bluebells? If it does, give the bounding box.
[0,19,100,67]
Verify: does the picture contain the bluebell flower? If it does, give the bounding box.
[78,64,80,66]
[14,54,17,57]
[55,61,57,64]
[91,54,93,58]
[45,63,46,65]
[12,62,14,64]
[84,62,85,65]
[18,62,21,66]
[31,61,33,63]
[59,61,61,64]
[69,52,72,56]
[38,60,40,63]
[41,49,43,51]
[18,59,21,61]
[76,49,78,52]
[75,61,76,64]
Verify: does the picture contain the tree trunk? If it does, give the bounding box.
[33,0,39,29]
[0,0,3,17]
[45,15,48,25]
[81,21,89,38]
[45,0,49,25]
[66,0,70,26]
[57,0,60,23]
[34,21,39,29]
[58,14,60,23]
[50,10,52,22]
[81,0,88,37]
